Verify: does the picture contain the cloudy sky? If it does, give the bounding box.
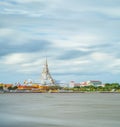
[0,0,120,84]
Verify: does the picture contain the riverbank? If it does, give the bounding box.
[0,91,120,94]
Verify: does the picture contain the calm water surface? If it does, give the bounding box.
[0,93,120,127]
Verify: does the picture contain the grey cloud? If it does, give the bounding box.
[53,71,103,76]
[57,50,92,60]
[0,39,52,57]
[56,42,116,60]
[0,0,55,18]
[90,42,120,59]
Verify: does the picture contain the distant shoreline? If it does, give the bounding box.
[0,91,120,94]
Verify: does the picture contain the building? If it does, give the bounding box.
[2,84,13,91]
[69,81,81,88]
[80,81,88,87]
[86,80,103,87]
[69,80,103,88]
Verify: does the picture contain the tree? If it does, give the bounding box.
[12,86,18,90]
[7,86,18,91]
[0,86,3,90]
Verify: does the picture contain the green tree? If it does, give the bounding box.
[12,86,18,90]
[0,86,3,90]
[104,83,120,91]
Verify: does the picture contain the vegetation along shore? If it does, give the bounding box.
[0,83,120,93]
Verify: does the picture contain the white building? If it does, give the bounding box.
[69,80,104,88]
[69,81,75,88]
[69,81,81,88]
[86,80,103,87]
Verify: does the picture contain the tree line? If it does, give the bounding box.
[71,83,120,92]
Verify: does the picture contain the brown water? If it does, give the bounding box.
[0,93,120,127]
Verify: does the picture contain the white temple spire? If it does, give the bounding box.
[40,58,55,85]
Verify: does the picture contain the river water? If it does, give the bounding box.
[0,93,120,127]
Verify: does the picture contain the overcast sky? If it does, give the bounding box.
[0,0,120,84]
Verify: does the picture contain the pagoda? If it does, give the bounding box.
[40,58,55,85]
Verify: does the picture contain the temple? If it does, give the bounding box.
[40,58,55,85]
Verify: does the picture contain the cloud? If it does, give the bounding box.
[3,53,29,64]
[57,50,91,60]
[0,38,52,57]
[0,0,61,18]
[0,0,120,83]
[0,28,14,36]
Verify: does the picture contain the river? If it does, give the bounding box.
[0,93,120,127]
